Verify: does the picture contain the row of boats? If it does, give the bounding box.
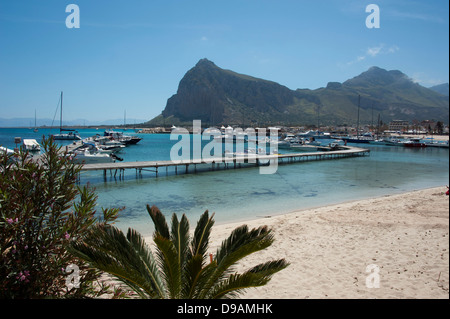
[200,126,449,150]
[64,130,142,164]
[4,130,143,164]
[339,134,449,148]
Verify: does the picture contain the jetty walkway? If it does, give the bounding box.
[79,146,370,180]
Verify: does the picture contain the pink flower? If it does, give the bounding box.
[64,232,70,240]
[6,218,17,224]
[16,271,30,283]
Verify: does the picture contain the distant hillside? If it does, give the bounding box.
[0,117,147,128]
[148,59,449,126]
[429,83,449,96]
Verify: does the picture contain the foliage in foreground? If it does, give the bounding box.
[70,205,289,299]
[0,137,124,298]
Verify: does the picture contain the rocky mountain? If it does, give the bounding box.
[148,59,449,126]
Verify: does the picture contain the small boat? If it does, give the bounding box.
[403,138,427,148]
[0,146,15,156]
[70,150,117,164]
[51,92,82,141]
[52,129,82,141]
[423,139,449,149]
[369,139,387,145]
[341,134,374,144]
[69,143,122,164]
[104,130,142,145]
[384,136,407,146]
[343,96,374,144]
[94,136,126,153]
[22,139,41,152]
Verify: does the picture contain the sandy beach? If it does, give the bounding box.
[207,186,449,299]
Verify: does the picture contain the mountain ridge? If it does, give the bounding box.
[149,59,449,126]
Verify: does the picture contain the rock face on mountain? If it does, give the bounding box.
[150,59,449,126]
[161,59,296,125]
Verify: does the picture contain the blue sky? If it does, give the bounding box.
[0,0,448,123]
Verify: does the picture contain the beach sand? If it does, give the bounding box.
[207,186,449,299]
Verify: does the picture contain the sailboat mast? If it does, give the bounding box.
[377,113,381,140]
[356,95,360,138]
[60,91,63,133]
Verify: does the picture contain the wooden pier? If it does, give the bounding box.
[79,146,370,181]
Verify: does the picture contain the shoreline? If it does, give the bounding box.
[204,186,449,299]
[211,185,446,227]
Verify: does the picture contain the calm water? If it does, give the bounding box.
[1,127,449,236]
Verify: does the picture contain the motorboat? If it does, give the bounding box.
[0,146,15,156]
[342,133,374,144]
[423,138,449,149]
[369,139,387,145]
[403,138,427,148]
[70,150,116,164]
[384,136,407,146]
[94,136,126,153]
[104,130,142,145]
[69,143,122,164]
[22,139,41,152]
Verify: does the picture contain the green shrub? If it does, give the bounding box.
[0,137,123,298]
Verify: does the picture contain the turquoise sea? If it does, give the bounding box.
[1,127,449,237]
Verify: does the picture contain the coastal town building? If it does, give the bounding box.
[388,120,410,132]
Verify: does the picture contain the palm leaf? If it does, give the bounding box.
[206,260,289,299]
[198,225,275,298]
[69,224,166,298]
[170,214,190,270]
[190,210,215,258]
[205,272,269,299]
[147,205,170,238]
[153,233,181,298]
[126,228,166,298]
[70,206,290,300]
[247,259,290,277]
[182,255,217,299]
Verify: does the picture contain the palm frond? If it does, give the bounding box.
[190,210,215,258]
[70,206,290,300]
[126,228,166,298]
[206,272,270,299]
[206,259,289,299]
[69,224,166,298]
[215,225,273,264]
[146,205,170,238]
[153,233,181,298]
[247,259,290,277]
[182,254,218,299]
[170,213,190,269]
[198,225,275,298]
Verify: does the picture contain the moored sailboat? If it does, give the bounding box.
[50,92,81,141]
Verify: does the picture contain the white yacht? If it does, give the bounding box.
[22,139,41,152]
[69,143,120,164]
